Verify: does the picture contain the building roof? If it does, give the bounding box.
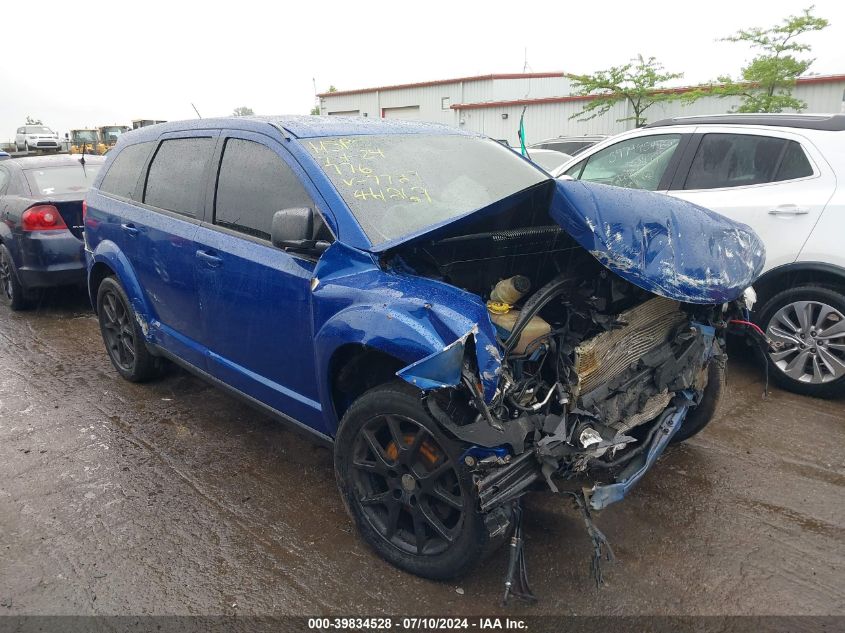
[448,74,845,110]
[317,72,568,98]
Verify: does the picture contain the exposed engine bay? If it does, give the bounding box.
[385,191,749,601]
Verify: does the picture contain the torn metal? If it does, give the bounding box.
[374,177,765,594]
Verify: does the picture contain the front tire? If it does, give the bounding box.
[671,352,725,444]
[334,381,494,580]
[0,244,29,311]
[756,285,845,399]
[96,276,162,382]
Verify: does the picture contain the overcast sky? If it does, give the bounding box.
[2,0,844,139]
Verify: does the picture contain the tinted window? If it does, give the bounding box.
[99,142,154,199]
[543,141,596,155]
[215,138,315,240]
[144,137,214,217]
[25,165,101,196]
[576,134,681,190]
[684,133,791,190]
[775,141,814,181]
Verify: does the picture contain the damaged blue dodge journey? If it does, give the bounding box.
[84,116,764,592]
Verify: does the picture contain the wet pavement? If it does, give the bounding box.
[1,290,843,616]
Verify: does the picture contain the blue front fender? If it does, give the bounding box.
[311,242,503,431]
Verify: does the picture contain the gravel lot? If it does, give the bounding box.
[1,290,843,616]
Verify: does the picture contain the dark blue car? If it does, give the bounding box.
[84,116,764,583]
[1,154,104,310]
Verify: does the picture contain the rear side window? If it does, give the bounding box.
[684,134,814,190]
[214,138,314,240]
[144,137,214,217]
[99,142,154,199]
[775,141,814,181]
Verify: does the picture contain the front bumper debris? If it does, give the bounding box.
[588,392,692,510]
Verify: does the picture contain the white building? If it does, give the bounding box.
[317,72,845,146]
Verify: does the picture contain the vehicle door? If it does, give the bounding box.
[94,140,157,271]
[560,131,692,192]
[192,131,332,433]
[132,131,219,368]
[668,128,836,271]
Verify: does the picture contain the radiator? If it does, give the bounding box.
[574,296,687,395]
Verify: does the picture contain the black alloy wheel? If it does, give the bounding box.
[350,413,466,557]
[100,286,136,373]
[96,276,163,382]
[335,381,499,580]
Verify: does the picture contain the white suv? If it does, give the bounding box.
[14,125,60,152]
[554,113,845,398]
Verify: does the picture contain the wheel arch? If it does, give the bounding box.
[88,241,154,326]
[753,262,845,315]
[88,260,115,309]
[328,343,409,428]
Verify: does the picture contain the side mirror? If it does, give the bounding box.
[271,207,330,255]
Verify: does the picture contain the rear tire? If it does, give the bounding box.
[755,285,845,399]
[334,380,498,580]
[671,353,725,444]
[96,276,163,382]
[0,244,29,311]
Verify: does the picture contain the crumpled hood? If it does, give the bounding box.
[550,180,766,304]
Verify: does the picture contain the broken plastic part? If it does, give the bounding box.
[579,427,603,448]
[588,392,693,510]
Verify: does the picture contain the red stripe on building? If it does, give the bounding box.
[448,74,845,110]
[317,73,569,98]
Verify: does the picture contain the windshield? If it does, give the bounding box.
[101,127,125,142]
[74,131,99,143]
[25,164,102,196]
[305,134,547,246]
[26,126,54,135]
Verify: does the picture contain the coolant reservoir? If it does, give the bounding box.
[487,276,551,355]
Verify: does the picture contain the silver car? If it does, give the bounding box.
[14,125,60,152]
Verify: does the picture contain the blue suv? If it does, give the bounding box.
[84,116,764,583]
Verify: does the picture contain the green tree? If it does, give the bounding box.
[232,106,255,117]
[568,55,684,128]
[691,7,829,112]
[310,105,321,115]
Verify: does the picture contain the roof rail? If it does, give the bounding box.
[644,113,845,131]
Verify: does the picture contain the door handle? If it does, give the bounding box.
[196,249,222,267]
[121,223,140,236]
[769,204,809,216]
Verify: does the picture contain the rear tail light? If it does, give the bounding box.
[82,200,88,222]
[21,205,67,231]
